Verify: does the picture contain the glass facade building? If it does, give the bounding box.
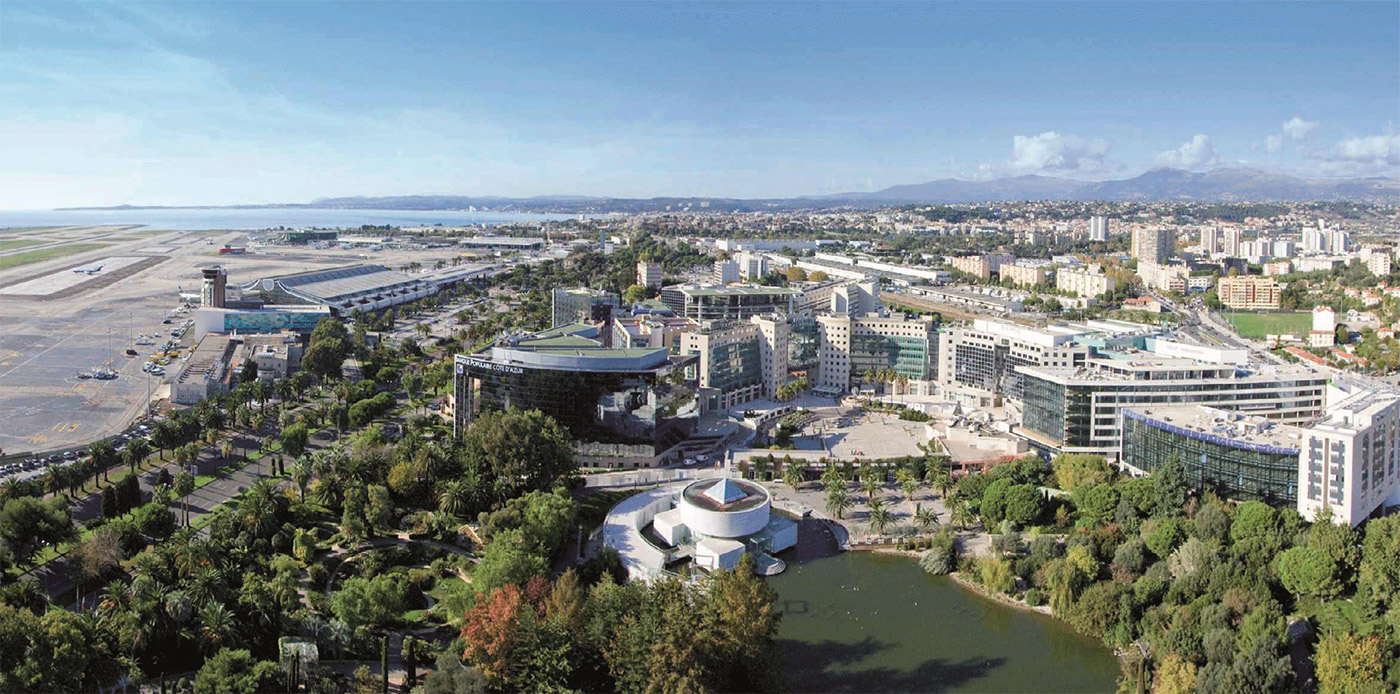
[852,332,932,381]
[454,342,698,454]
[1121,410,1300,506]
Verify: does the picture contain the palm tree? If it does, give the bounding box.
[291,459,313,503]
[220,439,234,462]
[926,463,953,500]
[949,497,975,531]
[783,463,804,490]
[437,478,473,518]
[860,475,881,503]
[901,478,918,510]
[175,470,195,527]
[198,602,238,654]
[869,505,894,535]
[820,463,845,490]
[914,505,939,531]
[826,485,850,520]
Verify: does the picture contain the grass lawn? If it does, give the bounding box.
[0,243,110,271]
[1224,311,1313,338]
[0,239,43,252]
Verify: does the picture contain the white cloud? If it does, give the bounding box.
[1281,116,1320,141]
[1010,131,1111,173]
[1265,134,1284,154]
[1319,134,1400,166]
[1156,134,1221,169]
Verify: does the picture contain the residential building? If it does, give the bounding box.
[1330,229,1351,255]
[1056,266,1116,298]
[1223,228,1242,257]
[816,313,938,393]
[735,251,769,280]
[1088,216,1109,242]
[1137,262,1189,293]
[1217,276,1281,310]
[551,288,620,327]
[950,254,1014,280]
[1200,227,1221,255]
[637,261,664,290]
[713,260,740,285]
[1273,240,1296,258]
[1298,389,1400,526]
[1263,260,1292,276]
[1310,306,1337,348]
[1132,228,1175,266]
[1002,263,1049,287]
[1302,228,1326,254]
[1366,252,1392,277]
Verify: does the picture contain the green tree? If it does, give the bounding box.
[1051,453,1112,493]
[869,504,893,535]
[1075,482,1118,526]
[1153,453,1188,516]
[331,574,410,629]
[1003,484,1045,527]
[622,284,649,303]
[979,556,1015,594]
[175,469,195,526]
[0,497,74,566]
[1314,633,1386,694]
[194,648,280,694]
[280,423,310,460]
[460,409,576,499]
[1276,546,1344,601]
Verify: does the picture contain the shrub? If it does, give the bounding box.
[919,532,957,575]
[1024,588,1044,607]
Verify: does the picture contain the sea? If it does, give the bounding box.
[0,207,580,231]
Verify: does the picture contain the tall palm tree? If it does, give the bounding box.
[197,602,238,655]
[901,478,918,510]
[291,459,313,503]
[437,478,473,519]
[174,470,195,527]
[949,497,974,531]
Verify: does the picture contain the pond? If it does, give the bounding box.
[771,551,1119,693]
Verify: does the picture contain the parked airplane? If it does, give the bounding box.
[71,264,103,274]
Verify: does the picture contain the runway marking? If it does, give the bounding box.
[0,308,120,381]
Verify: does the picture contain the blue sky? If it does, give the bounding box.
[1,1,1397,208]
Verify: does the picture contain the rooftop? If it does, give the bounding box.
[682,477,768,512]
[673,284,799,298]
[1125,405,1304,453]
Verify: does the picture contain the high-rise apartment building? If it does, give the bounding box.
[1056,267,1116,298]
[1223,228,1243,257]
[735,252,769,281]
[1088,216,1109,242]
[1200,227,1221,254]
[1299,389,1400,526]
[1131,228,1175,266]
[1330,229,1351,255]
[1002,263,1050,287]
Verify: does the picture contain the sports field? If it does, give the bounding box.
[1225,311,1312,338]
[0,243,110,271]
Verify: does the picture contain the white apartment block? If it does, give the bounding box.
[1299,390,1400,526]
[1217,276,1281,310]
[1089,216,1109,242]
[1056,267,1116,298]
[713,260,740,285]
[1002,263,1049,287]
[1137,262,1189,292]
[637,261,664,289]
[1366,252,1391,277]
[1223,228,1242,257]
[1200,227,1221,254]
[750,314,790,400]
[1263,260,1292,276]
[736,251,770,280]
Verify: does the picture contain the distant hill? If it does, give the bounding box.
[61,167,1400,213]
[828,167,1400,204]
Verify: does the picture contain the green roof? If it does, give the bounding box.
[680,285,799,297]
[519,335,600,348]
[532,322,596,339]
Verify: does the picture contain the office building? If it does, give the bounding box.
[1132,228,1175,266]
[713,260,740,285]
[551,288,621,327]
[637,261,664,290]
[612,314,695,352]
[659,284,798,321]
[937,319,1095,399]
[1298,389,1400,526]
[453,324,698,464]
[1016,358,1326,458]
[681,318,788,410]
[457,236,546,251]
[1121,406,1305,506]
[1088,216,1109,242]
[1056,267,1116,298]
[173,332,303,405]
[816,313,938,393]
[1217,276,1281,310]
[201,267,227,308]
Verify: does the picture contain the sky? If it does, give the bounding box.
[1,1,1397,208]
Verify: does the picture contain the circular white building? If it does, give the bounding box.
[678,477,772,538]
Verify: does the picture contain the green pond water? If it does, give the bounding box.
[771,552,1119,693]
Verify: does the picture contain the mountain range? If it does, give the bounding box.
[65,167,1400,213]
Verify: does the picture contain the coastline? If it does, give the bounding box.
[946,570,1056,616]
